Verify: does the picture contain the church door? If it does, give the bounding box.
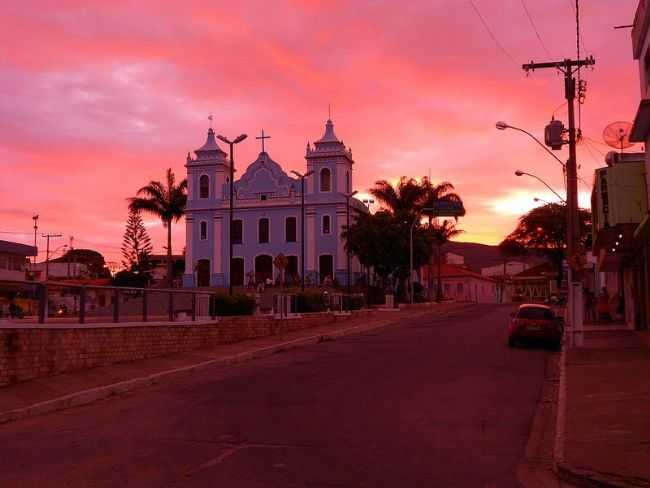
[196,259,211,287]
[255,255,273,284]
[231,258,244,287]
[319,255,334,285]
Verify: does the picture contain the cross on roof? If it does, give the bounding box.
[256,129,271,153]
[208,113,213,128]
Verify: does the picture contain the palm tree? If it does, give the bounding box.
[370,177,428,218]
[421,178,465,300]
[431,220,463,302]
[128,168,187,288]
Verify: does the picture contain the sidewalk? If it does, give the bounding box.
[0,302,470,424]
[557,329,650,488]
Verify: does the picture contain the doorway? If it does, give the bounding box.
[255,255,273,284]
[196,259,211,287]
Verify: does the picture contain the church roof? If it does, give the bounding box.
[315,119,340,143]
[194,128,227,160]
[234,151,298,198]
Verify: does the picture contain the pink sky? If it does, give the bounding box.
[0,0,641,266]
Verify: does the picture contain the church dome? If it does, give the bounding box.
[315,119,340,144]
[194,128,227,160]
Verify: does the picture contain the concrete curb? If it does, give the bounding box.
[553,333,567,467]
[0,316,401,426]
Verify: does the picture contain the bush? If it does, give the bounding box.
[212,293,256,316]
[296,291,328,313]
[366,285,388,306]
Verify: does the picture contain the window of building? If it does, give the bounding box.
[260,194,267,201]
[0,255,7,269]
[320,167,331,192]
[200,221,207,240]
[259,218,270,243]
[457,283,464,294]
[232,219,243,244]
[285,217,297,242]
[322,215,331,235]
[199,175,209,199]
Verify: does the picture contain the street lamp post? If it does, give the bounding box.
[514,170,566,202]
[291,170,314,291]
[496,122,566,169]
[409,207,435,305]
[217,133,248,295]
[344,191,358,306]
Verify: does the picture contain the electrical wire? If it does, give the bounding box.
[469,0,518,66]
[520,0,552,58]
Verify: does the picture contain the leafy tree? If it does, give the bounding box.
[121,209,153,276]
[370,177,428,220]
[430,219,463,302]
[503,203,591,287]
[343,209,433,300]
[53,248,110,278]
[128,168,187,288]
[112,269,150,288]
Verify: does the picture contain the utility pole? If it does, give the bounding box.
[67,235,74,278]
[42,233,62,281]
[523,56,595,339]
[344,191,358,305]
[291,170,314,291]
[32,214,39,273]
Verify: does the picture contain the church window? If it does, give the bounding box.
[260,194,267,201]
[199,175,209,199]
[322,215,331,235]
[259,218,270,243]
[232,219,243,244]
[320,168,331,192]
[285,217,297,242]
[200,221,207,240]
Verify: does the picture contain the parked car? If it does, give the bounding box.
[508,304,563,348]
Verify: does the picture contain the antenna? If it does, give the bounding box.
[602,121,635,153]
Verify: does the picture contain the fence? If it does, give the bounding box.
[0,280,220,324]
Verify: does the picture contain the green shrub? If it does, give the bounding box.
[211,293,255,316]
[296,291,328,313]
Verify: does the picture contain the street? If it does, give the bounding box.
[0,305,549,487]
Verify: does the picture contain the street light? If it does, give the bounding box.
[217,133,248,295]
[343,190,358,304]
[515,170,566,202]
[495,121,566,168]
[291,170,314,291]
[410,207,435,305]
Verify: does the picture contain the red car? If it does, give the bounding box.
[508,304,563,348]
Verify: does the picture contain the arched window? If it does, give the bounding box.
[259,218,270,243]
[322,215,331,235]
[320,168,331,192]
[199,175,209,199]
[200,221,207,240]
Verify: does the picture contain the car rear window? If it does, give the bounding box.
[518,307,554,320]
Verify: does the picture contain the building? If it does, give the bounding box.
[183,118,365,288]
[149,254,184,286]
[629,0,650,329]
[420,263,498,303]
[444,252,465,266]
[511,263,559,303]
[0,240,36,281]
[590,152,647,327]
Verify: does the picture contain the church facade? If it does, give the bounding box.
[182,118,365,288]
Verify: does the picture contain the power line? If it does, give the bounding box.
[520,0,552,58]
[469,0,518,66]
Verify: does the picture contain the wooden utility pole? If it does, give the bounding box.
[522,57,594,274]
[42,233,62,281]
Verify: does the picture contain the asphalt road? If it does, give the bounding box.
[0,304,549,488]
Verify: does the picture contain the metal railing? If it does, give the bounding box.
[0,279,220,324]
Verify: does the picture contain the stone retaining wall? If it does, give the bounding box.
[0,311,376,387]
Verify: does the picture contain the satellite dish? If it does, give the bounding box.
[602,121,635,152]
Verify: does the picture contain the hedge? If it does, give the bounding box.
[211,293,256,316]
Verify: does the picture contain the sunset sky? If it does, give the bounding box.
[0,0,641,266]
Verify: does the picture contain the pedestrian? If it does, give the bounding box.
[583,289,594,323]
[597,287,610,322]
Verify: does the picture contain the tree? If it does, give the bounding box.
[430,219,464,302]
[121,209,153,275]
[370,177,428,220]
[343,209,433,300]
[129,168,187,288]
[503,203,591,287]
[421,178,465,299]
[53,249,110,278]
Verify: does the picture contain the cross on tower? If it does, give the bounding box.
[256,129,271,153]
[208,113,213,129]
